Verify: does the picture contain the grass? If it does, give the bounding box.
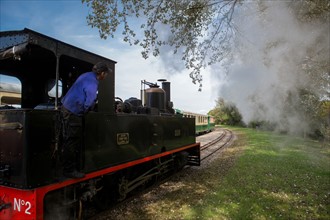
[184,127,330,220]
[101,127,330,220]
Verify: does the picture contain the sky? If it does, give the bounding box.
[0,0,217,114]
[1,0,328,132]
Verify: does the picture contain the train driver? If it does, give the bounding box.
[61,62,112,178]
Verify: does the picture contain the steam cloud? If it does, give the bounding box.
[214,1,329,133]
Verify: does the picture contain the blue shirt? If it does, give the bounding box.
[61,72,99,115]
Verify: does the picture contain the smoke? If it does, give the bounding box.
[214,1,329,133]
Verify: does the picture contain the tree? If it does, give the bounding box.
[209,98,243,126]
[82,0,328,90]
[290,0,330,138]
[82,0,240,90]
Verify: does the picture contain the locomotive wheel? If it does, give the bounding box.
[118,176,129,201]
[44,188,77,220]
[92,174,119,210]
[174,151,189,171]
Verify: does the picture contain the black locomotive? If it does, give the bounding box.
[0,28,200,219]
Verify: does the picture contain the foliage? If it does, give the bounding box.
[209,98,243,126]
[245,93,329,139]
[247,120,276,131]
[317,101,330,140]
[280,0,329,137]
[82,0,240,90]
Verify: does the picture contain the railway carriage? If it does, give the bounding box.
[175,109,215,135]
[0,28,200,220]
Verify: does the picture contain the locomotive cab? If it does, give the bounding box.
[0,29,116,189]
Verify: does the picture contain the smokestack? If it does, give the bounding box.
[161,80,173,112]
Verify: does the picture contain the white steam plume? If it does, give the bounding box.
[215,1,329,133]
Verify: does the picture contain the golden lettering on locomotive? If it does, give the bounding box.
[117,133,129,145]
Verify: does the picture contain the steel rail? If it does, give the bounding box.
[201,129,234,161]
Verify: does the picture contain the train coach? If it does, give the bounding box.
[0,28,200,220]
[175,109,215,135]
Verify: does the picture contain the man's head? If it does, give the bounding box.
[92,62,112,80]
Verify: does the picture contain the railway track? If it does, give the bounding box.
[199,128,234,161]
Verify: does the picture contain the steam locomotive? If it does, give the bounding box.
[0,28,200,220]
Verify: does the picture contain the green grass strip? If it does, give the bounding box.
[188,127,330,220]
